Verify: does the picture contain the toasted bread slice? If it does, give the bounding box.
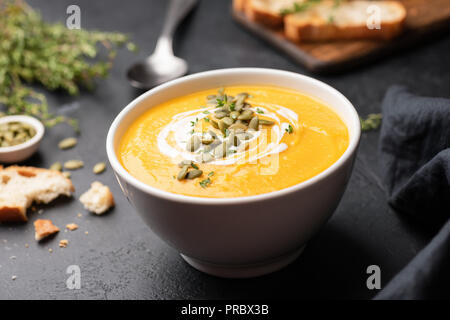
[79,181,114,215]
[233,0,248,12]
[245,0,300,28]
[34,219,60,241]
[284,0,406,42]
[0,166,74,222]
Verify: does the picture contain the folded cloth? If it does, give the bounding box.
[375,218,450,299]
[379,86,450,227]
[376,86,450,299]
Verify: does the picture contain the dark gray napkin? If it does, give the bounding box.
[375,86,450,299]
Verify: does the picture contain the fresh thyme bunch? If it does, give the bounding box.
[0,0,136,130]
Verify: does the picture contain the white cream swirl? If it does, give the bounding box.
[157,103,298,165]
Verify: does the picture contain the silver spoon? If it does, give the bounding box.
[127,0,198,89]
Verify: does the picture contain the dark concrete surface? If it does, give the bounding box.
[1,0,449,299]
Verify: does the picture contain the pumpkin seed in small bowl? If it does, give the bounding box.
[0,115,45,163]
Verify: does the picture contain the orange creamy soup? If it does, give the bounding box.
[118,86,349,198]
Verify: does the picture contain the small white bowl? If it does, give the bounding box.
[0,115,45,163]
[107,68,361,278]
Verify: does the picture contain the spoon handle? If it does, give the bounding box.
[154,0,198,57]
[162,0,198,39]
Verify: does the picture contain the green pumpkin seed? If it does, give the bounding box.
[49,162,62,171]
[249,116,259,131]
[259,119,275,125]
[186,169,203,179]
[230,111,240,120]
[178,160,193,168]
[238,109,254,120]
[201,135,215,145]
[229,122,248,132]
[58,137,77,150]
[186,136,201,152]
[62,171,71,179]
[218,118,233,134]
[196,152,213,163]
[236,132,253,141]
[64,160,84,170]
[177,165,189,180]
[210,119,219,129]
[93,162,106,174]
[214,111,227,119]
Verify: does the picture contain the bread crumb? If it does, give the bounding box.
[79,181,114,214]
[38,209,44,215]
[66,223,78,231]
[85,231,88,235]
[59,239,69,248]
[25,243,29,248]
[77,213,83,218]
[12,275,17,280]
[34,219,60,241]
[48,248,53,253]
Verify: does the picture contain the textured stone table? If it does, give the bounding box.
[1,0,449,299]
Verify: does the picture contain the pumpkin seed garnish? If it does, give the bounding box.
[58,137,78,150]
[256,108,264,114]
[64,160,84,170]
[93,162,106,174]
[249,116,259,131]
[238,109,254,120]
[177,165,189,180]
[259,119,275,125]
[208,171,214,177]
[49,162,62,171]
[186,169,203,180]
[178,160,193,168]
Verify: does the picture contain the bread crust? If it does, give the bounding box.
[233,0,248,12]
[245,0,285,29]
[284,1,406,42]
[0,166,74,222]
[34,219,60,241]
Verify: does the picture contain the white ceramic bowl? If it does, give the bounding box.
[107,68,361,278]
[0,115,45,163]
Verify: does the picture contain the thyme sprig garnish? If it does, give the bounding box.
[360,113,382,131]
[280,0,342,18]
[0,0,136,130]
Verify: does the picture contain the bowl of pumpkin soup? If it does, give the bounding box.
[107,68,360,278]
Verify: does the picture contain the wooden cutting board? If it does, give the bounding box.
[232,0,450,72]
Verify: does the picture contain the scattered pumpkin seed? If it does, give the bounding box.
[64,160,84,170]
[177,165,189,180]
[62,171,71,179]
[199,178,211,188]
[196,152,213,163]
[58,137,77,150]
[49,162,62,171]
[93,162,106,174]
[186,169,203,179]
